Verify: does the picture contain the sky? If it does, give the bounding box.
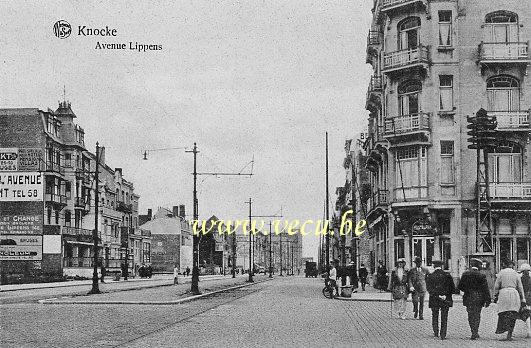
[0,0,373,259]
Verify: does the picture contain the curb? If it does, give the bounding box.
[39,278,271,305]
[0,275,226,293]
[336,296,463,303]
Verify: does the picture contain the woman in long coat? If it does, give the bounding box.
[494,259,526,341]
[388,258,409,319]
[520,263,531,338]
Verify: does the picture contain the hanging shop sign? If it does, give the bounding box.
[0,172,43,201]
[0,234,42,261]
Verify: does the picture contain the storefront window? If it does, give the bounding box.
[499,238,512,262]
[517,238,529,264]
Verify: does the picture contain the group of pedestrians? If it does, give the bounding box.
[387,257,531,341]
[326,260,370,297]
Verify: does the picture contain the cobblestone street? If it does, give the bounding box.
[2,276,530,347]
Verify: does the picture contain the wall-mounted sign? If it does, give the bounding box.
[0,235,42,260]
[412,219,434,236]
[18,148,42,171]
[0,214,42,235]
[0,148,18,171]
[0,172,43,201]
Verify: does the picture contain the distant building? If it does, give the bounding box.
[139,206,192,273]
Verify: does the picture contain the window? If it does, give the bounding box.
[398,17,420,50]
[484,11,518,43]
[487,75,520,111]
[65,182,71,198]
[439,75,453,111]
[398,80,421,115]
[65,211,71,227]
[438,11,452,47]
[395,146,427,199]
[489,142,522,183]
[440,141,455,184]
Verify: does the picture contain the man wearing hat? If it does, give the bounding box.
[458,258,491,340]
[408,256,428,319]
[347,261,358,290]
[426,259,455,340]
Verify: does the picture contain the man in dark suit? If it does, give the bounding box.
[458,258,491,340]
[426,259,455,340]
[408,256,428,320]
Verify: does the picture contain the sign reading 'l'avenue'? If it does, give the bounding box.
[0,172,43,201]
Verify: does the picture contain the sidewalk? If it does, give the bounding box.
[0,273,225,292]
[335,284,464,302]
[40,274,269,304]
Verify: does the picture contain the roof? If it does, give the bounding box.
[0,108,41,116]
[139,216,191,235]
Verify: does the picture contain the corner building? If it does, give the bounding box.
[363,0,531,280]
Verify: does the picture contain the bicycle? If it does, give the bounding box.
[322,278,337,299]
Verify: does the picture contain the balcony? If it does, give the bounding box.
[116,201,133,214]
[74,196,90,212]
[367,30,381,47]
[62,226,94,238]
[368,189,389,212]
[382,45,429,74]
[487,110,531,131]
[44,162,64,175]
[63,257,95,268]
[366,76,383,112]
[487,182,531,201]
[384,113,430,135]
[45,193,67,206]
[381,0,426,14]
[479,42,529,65]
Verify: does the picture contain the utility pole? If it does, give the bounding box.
[143,145,252,291]
[269,221,273,278]
[245,198,253,282]
[279,230,283,276]
[89,143,101,294]
[189,143,201,294]
[325,132,330,272]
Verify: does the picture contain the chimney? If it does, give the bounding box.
[179,205,185,218]
[172,206,179,218]
[147,209,152,220]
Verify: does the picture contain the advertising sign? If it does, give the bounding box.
[0,172,43,201]
[18,148,42,171]
[0,235,43,260]
[0,214,42,235]
[0,148,18,171]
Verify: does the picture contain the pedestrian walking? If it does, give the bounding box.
[388,258,409,319]
[186,266,191,277]
[408,256,428,320]
[328,260,339,298]
[519,263,531,338]
[493,259,526,341]
[376,260,387,292]
[347,261,358,290]
[426,259,455,340]
[358,263,368,291]
[457,258,491,340]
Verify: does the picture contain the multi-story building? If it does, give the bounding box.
[139,206,192,273]
[0,101,147,283]
[362,0,530,280]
